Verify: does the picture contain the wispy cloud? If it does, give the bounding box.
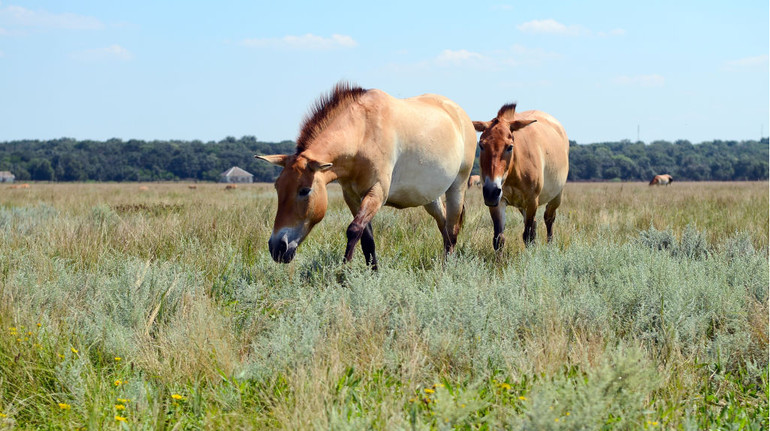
[724,54,768,70]
[71,44,133,61]
[435,49,487,66]
[241,33,357,50]
[518,19,624,38]
[613,74,665,88]
[517,19,588,36]
[0,4,103,30]
[387,44,560,74]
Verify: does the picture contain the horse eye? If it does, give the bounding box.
[298,187,312,197]
[505,144,513,153]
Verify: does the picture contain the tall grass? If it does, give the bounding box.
[0,181,767,429]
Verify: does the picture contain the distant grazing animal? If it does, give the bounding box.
[468,175,482,188]
[19,183,30,188]
[473,103,569,248]
[649,174,673,186]
[188,185,197,189]
[257,82,476,269]
[138,186,149,191]
[225,184,237,190]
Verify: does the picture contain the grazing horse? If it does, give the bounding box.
[257,82,477,269]
[649,174,673,186]
[473,103,569,248]
[468,175,482,188]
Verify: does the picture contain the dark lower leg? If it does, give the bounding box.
[360,222,378,270]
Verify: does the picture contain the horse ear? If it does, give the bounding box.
[255,154,289,167]
[510,119,537,132]
[473,121,491,132]
[308,160,333,172]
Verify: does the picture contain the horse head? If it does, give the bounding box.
[256,153,333,263]
[473,103,537,207]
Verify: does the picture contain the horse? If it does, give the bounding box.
[473,103,569,248]
[467,175,482,188]
[257,82,477,269]
[649,174,673,186]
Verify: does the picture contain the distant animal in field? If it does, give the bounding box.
[256,81,476,269]
[188,185,197,189]
[473,103,569,248]
[138,186,149,191]
[649,174,673,186]
[225,184,237,190]
[468,175,482,188]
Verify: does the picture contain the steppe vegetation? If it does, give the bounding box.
[0,181,767,429]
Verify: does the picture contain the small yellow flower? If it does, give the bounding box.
[555,418,560,422]
[37,323,42,327]
[58,354,65,359]
[518,396,527,401]
[0,412,7,418]
[114,404,125,410]
[423,388,435,394]
[114,380,122,386]
[115,415,127,422]
[70,347,78,354]
[432,383,444,388]
[116,398,129,403]
[499,383,512,391]
[114,357,122,361]
[58,403,71,410]
[565,411,570,416]
[171,394,185,400]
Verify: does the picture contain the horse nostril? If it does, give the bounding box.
[269,234,290,261]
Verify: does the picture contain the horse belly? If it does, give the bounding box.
[386,158,456,208]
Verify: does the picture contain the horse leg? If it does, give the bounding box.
[443,178,468,254]
[423,199,452,253]
[344,184,384,265]
[490,202,507,251]
[522,200,538,246]
[544,192,562,243]
[342,188,378,270]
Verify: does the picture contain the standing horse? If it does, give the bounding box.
[257,82,477,269]
[473,103,569,248]
[649,174,673,186]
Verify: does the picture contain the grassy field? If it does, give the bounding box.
[0,181,767,430]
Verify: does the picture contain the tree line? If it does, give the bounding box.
[0,136,766,183]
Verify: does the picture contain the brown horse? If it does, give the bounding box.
[257,82,477,269]
[649,174,673,186]
[473,103,569,248]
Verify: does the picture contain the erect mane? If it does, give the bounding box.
[496,103,518,121]
[296,82,368,153]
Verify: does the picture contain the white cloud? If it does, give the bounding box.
[72,44,132,61]
[517,19,587,36]
[613,74,665,88]
[598,28,626,37]
[436,49,486,65]
[0,4,103,30]
[724,55,768,70]
[241,33,357,50]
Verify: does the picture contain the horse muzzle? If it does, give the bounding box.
[482,182,503,207]
[268,231,300,263]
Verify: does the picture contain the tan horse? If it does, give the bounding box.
[467,175,482,188]
[473,103,569,247]
[649,174,673,186]
[257,82,477,269]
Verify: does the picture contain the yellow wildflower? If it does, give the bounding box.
[70,347,78,354]
[115,415,127,422]
[555,418,560,422]
[518,396,527,401]
[423,388,435,394]
[58,354,65,359]
[114,404,125,410]
[0,412,7,418]
[565,411,570,416]
[37,323,42,327]
[114,380,122,386]
[114,357,122,361]
[58,403,71,410]
[499,383,512,391]
[171,394,185,400]
[117,398,130,403]
[432,383,444,388]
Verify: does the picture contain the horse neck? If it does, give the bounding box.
[303,126,363,184]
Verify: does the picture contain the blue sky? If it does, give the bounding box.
[1,1,767,144]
